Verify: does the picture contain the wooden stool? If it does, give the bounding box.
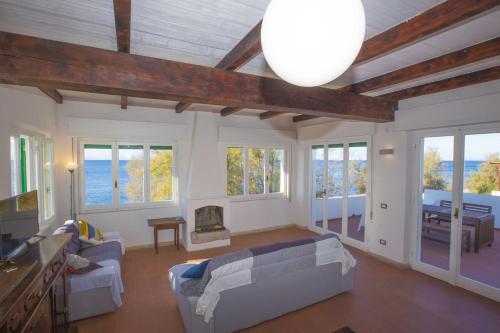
[147,217,186,253]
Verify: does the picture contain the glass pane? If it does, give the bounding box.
[150,146,173,202]
[420,136,454,271]
[10,137,18,195]
[119,145,144,204]
[43,141,55,220]
[20,136,28,193]
[327,144,343,234]
[227,147,244,196]
[312,145,325,228]
[84,144,113,206]
[460,133,500,289]
[248,148,265,195]
[348,143,367,242]
[267,148,284,193]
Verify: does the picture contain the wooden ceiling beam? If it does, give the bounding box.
[292,115,317,123]
[220,107,242,117]
[0,32,395,121]
[259,111,283,120]
[353,0,500,65]
[113,0,131,109]
[216,20,262,71]
[296,0,500,122]
[38,87,63,104]
[120,96,128,109]
[175,102,191,113]
[176,20,263,114]
[380,65,500,101]
[113,0,131,53]
[345,37,500,94]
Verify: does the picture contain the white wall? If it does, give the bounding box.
[55,100,297,247]
[0,86,59,232]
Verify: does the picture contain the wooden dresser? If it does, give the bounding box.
[0,234,71,333]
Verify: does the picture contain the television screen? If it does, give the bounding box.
[0,190,39,260]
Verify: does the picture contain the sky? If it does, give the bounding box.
[424,133,500,161]
[84,148,143,161]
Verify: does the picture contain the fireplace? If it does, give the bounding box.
[195,206,225,233]
[181,198,231,251]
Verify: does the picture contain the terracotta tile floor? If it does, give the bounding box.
[75,227,500,333]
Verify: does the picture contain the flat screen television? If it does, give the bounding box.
[0,190,39,260]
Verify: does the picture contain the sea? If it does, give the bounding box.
[313,160,484,194]
[84,160,486,205]
[84,160,137,205]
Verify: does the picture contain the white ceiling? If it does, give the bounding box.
[0,0,499,115]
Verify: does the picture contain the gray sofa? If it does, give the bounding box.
[169,235,355,333]
[53,221,124,321]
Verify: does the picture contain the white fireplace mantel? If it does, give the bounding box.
[181,197,231,251]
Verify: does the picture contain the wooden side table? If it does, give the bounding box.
[147,217,186,253]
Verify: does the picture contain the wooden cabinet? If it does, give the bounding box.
[0,235,71,333]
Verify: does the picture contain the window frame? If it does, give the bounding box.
[79,139,178,213]
[224,143,289,201]
[10,133,56,226]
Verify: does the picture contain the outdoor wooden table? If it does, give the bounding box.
[422,204,493,253]
[147,217,186,253]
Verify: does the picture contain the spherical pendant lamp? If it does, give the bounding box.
[261,0,366,87]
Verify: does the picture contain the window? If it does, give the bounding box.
[150,146,174,202]
[119,145,144,204]
[226,146,287,198]
[42,141,55,220]
[10,135,56,223]
[83,144,113,206]
[81,141,176,210]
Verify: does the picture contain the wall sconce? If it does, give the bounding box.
[379,148,395,156]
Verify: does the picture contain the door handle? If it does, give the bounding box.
[453,207,459,219]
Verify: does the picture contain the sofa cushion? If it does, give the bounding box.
[67,254,102,274]
[79,241,122,264]
[78,220,104,245]
[53,220,81,254]
[181,260,210,279]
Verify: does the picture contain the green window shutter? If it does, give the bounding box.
[84,144,112,149]
[150,146,172,150]
[118,145,144,150]
[20,137,27,193]
[328,143,344,149]
[349,142,368,148]
[312,145,324,150]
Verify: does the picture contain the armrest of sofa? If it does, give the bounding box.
[102,231,125,255]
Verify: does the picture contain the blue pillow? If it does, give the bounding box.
[181,260,210,279]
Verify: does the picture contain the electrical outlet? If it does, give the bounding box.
[381,203,388,209]
[379,239,387,246]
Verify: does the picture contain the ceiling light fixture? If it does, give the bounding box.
[261,0,366,87]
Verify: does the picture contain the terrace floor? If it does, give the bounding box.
[315,215,365,242]
[421,229,500,289]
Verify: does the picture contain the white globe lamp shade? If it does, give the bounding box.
[261,0,366,87]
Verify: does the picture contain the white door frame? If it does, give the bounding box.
[307,136,372,251]
[410,125,500,302]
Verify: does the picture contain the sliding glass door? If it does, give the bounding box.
[413,130,500,302]
[459,132,500,295]
[310,139,370,248]
[416,136,454,274]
